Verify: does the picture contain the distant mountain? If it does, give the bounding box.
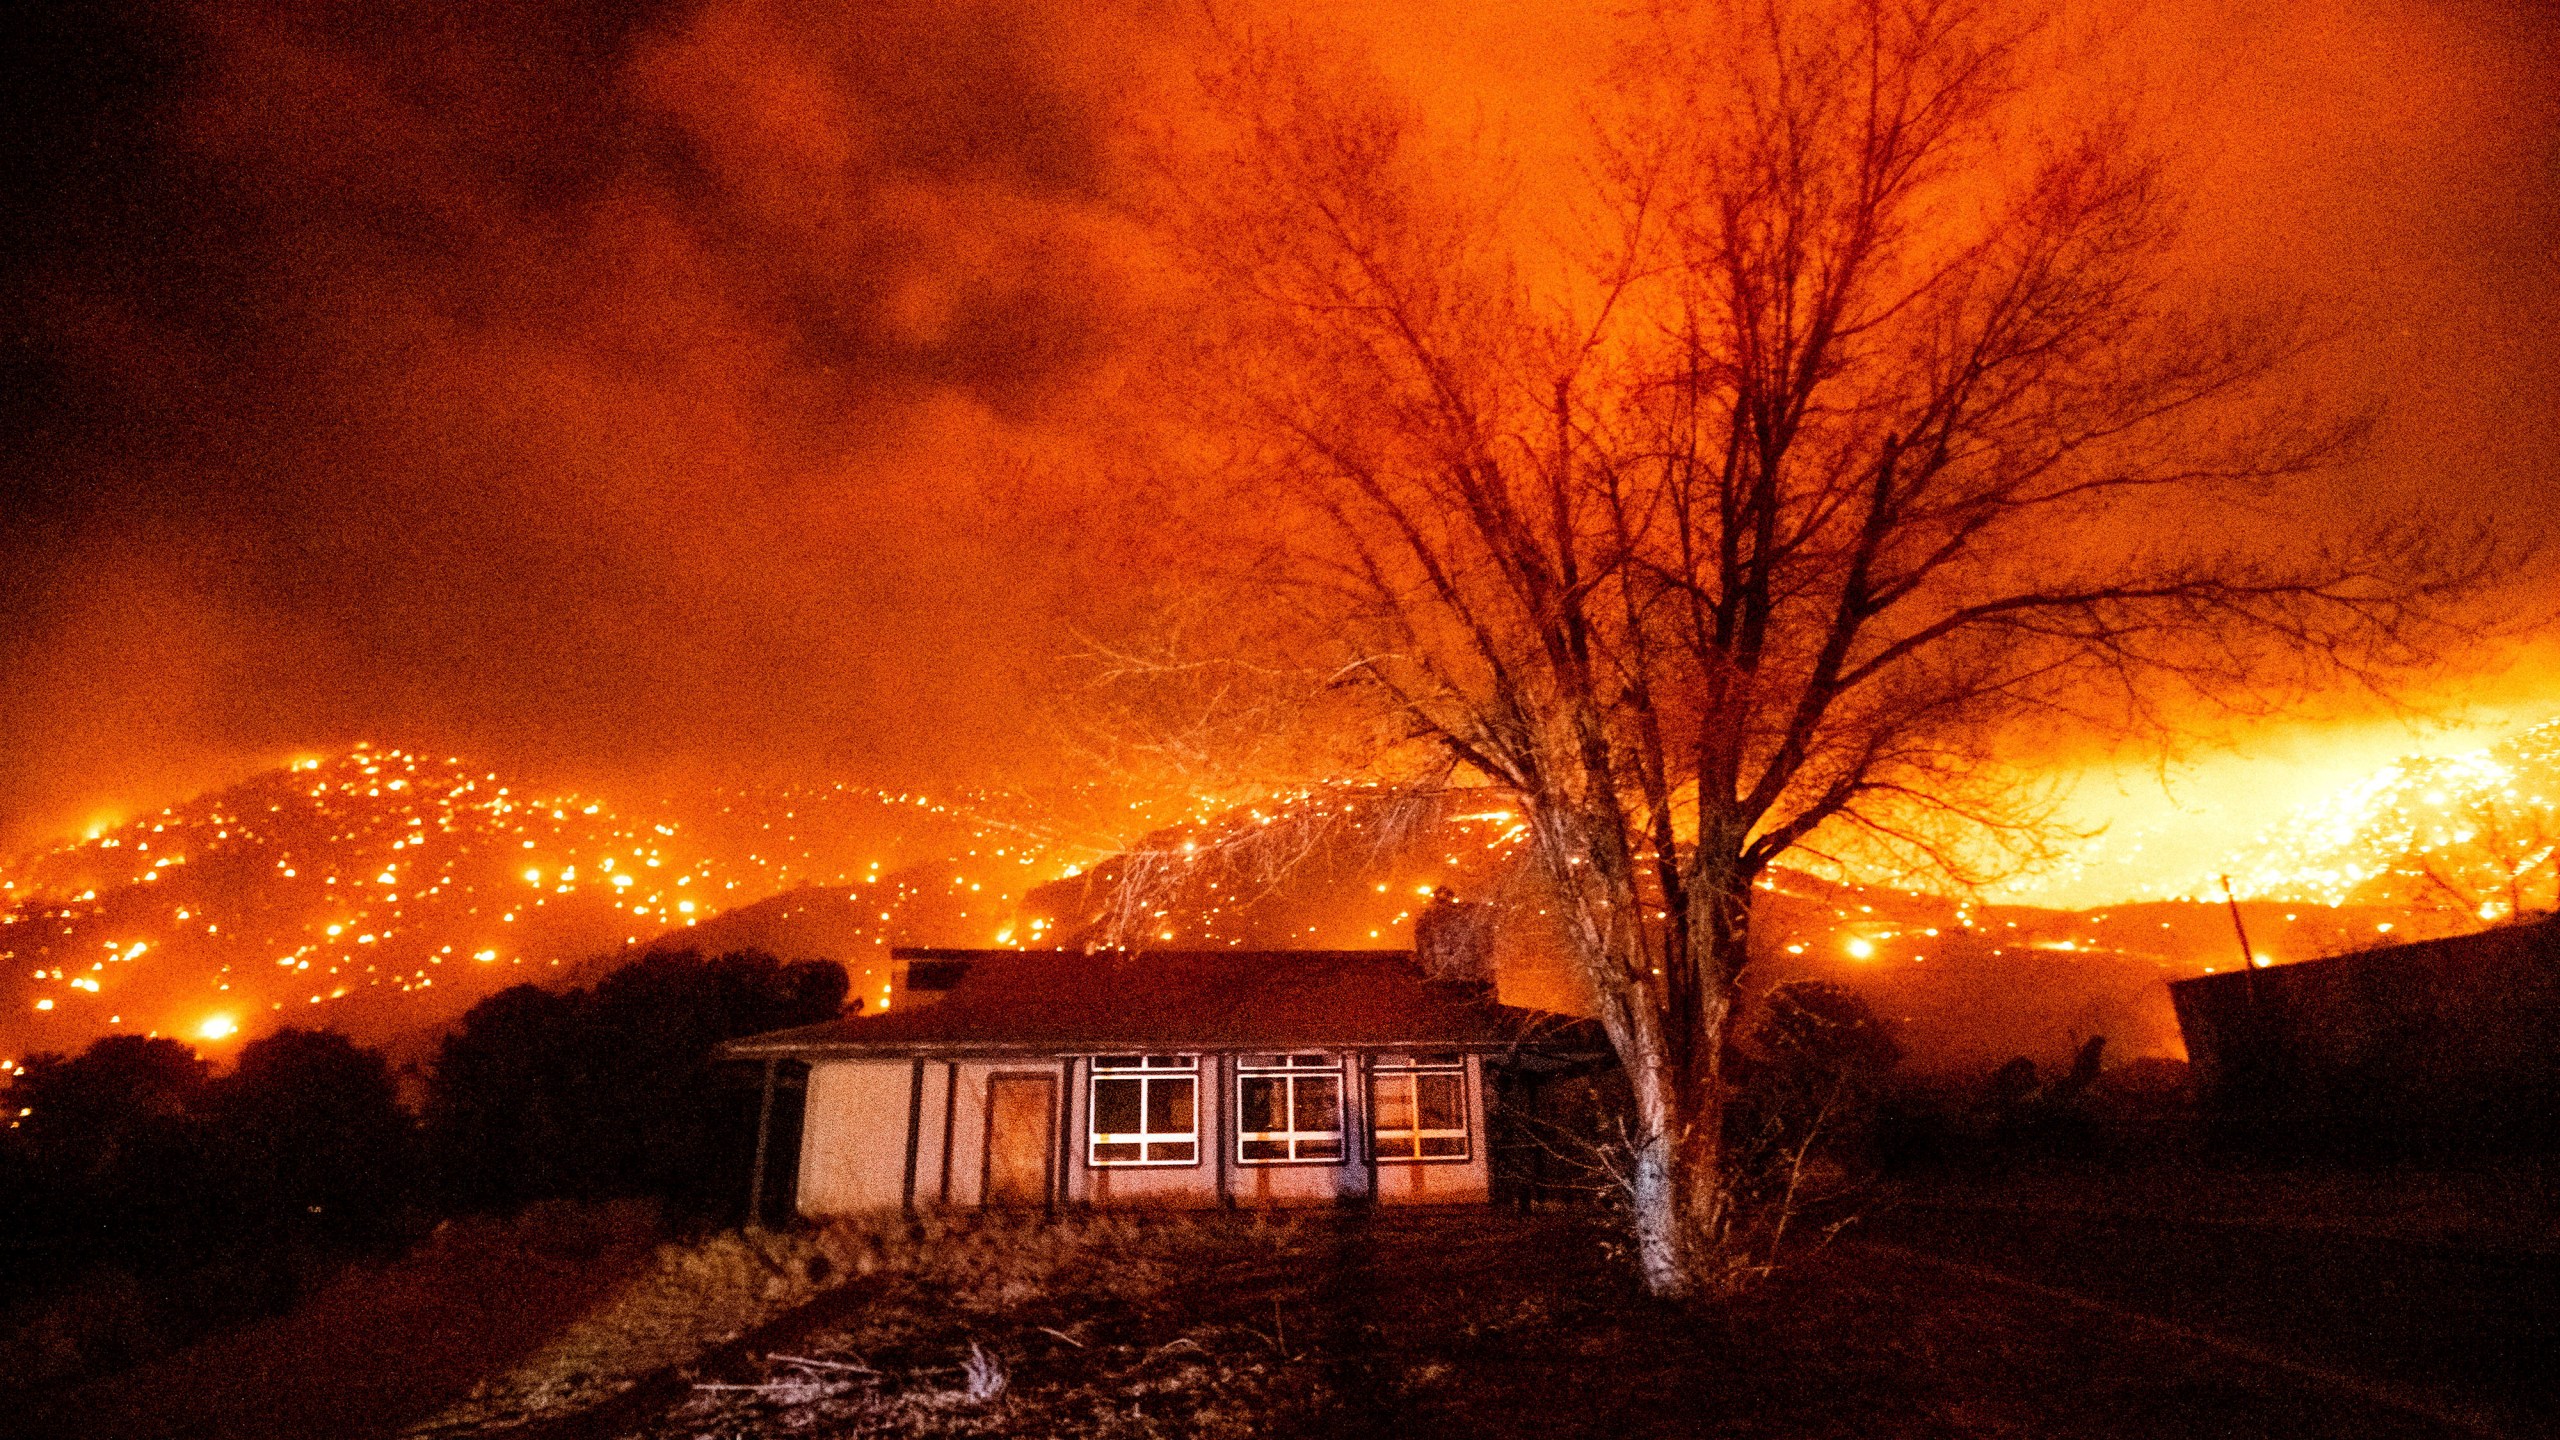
[624,855,1045,1010]
[2219,716,2560,916]
[1001,792,2416,1071]
[14,723,2540,1077]
[0,746,1062,1065]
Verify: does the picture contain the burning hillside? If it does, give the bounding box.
[1005,792,2423,1070]
[8,716,2552,1076]
[0,745,1080,1065]
[2216,716,2560,920]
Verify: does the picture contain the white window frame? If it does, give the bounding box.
[1235,1054,1346,1165]
[1086,1054,1200,1167]
[1371,1055,1472,1163]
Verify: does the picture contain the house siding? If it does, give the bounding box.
[941,1058,1064,1210]
[795,1050,1495,1216]
[1372,1055,1492,1205]
[796,1060,916,1214]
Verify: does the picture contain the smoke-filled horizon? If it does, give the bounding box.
[5,0,2556,872]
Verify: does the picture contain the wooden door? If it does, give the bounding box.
[982,1073,1056,1207]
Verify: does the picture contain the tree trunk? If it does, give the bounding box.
[1621,872,1751,1297]
[1624,1046,1690,1296]
[1566,827,1757,1297]
[1674,997,1729,1279]
[1613,985,1744,1295]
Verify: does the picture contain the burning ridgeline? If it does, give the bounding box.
[2170,915,2560,1151]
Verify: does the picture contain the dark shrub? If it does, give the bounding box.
[1728,981,1905,1195]
[422,984,584,1211]
[425,950,847,1217]
[1,1036,220,1272]
[209,1028,416,1243]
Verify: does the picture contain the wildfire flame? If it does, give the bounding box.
[2211,718,2560,914]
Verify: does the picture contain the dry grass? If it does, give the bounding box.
[606,1208,2483,1440]
[643,1212,1331,1440]
[30,1199,2508,1434]
[406,1210,1327,1439]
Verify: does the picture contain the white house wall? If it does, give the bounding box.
[939,1058,1064,1209]
[794,1051,1493,1216]
[796,1060,918,1215]
[1373,1055,1492,1206]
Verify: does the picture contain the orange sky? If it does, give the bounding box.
[2,0,2553,900]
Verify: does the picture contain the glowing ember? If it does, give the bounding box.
[0,743,1120,1054]
[2211,719,2560,916]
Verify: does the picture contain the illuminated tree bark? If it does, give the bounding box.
[1127,0,2511,1294]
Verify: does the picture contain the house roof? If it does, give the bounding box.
[717,948,1595,1060]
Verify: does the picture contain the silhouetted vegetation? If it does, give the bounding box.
[424,948,846,1216]
[1867,1043,2217,1178]
[0,948,846,1397]
[1731,981,1905,1177]
[0,1029,414,1390]
[4,1036,224,1276]
[212,1028,416,1245]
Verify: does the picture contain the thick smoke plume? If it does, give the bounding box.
[5,0,2555,865]
[2,0,1162,844]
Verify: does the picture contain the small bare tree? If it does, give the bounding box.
[2402,790,2560,925]
[1118,0,2512,1295]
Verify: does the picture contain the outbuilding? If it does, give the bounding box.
[718,946,1599,1214]
[2169,914,2560,1149]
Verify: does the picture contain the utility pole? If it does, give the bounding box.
[2220,875,2261,970]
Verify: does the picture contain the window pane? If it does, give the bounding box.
[1290,1053,1329,1067]
[1420,1135,1468,1158]
[1417,1073,1466,1131]
[1093,1141,1141,1163]
[1372,1075,1415,1132]
[1094,1055,1142,1070]
[1238,1076,1287,1133]
[1241,1138,1290,1161]
[1144,1054,1188,1069]
[1293,1076,1341,1133]
[1296,1136,1343,1160]
[1147,1141,1196,1163]
[1092,1077,1141,1135]
[1147,1076,1196,1134]
[1376,1132,1419,1160]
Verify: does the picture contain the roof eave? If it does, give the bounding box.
[717,1035,1524,1061]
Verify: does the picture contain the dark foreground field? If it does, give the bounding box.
[23,1184,2551,1440]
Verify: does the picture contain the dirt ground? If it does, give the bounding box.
[441,1208,2523,1440]
[18,1201,2538,1440]
[11,1204,664,1440]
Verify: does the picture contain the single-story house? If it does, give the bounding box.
[718,946,1602,1214]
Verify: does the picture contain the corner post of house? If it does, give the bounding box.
[1062,1056,1085,1211]
[1214,1052,1234,1208]
[746,1055,779,1229]
[937,1060,959,1206]
[1358,1051,1379,1206]
[900,1057,926,1215]
[1524,1072,1546,1212]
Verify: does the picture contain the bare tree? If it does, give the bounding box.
[1118,0,2512,1295]
[2400,790,2560,926]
